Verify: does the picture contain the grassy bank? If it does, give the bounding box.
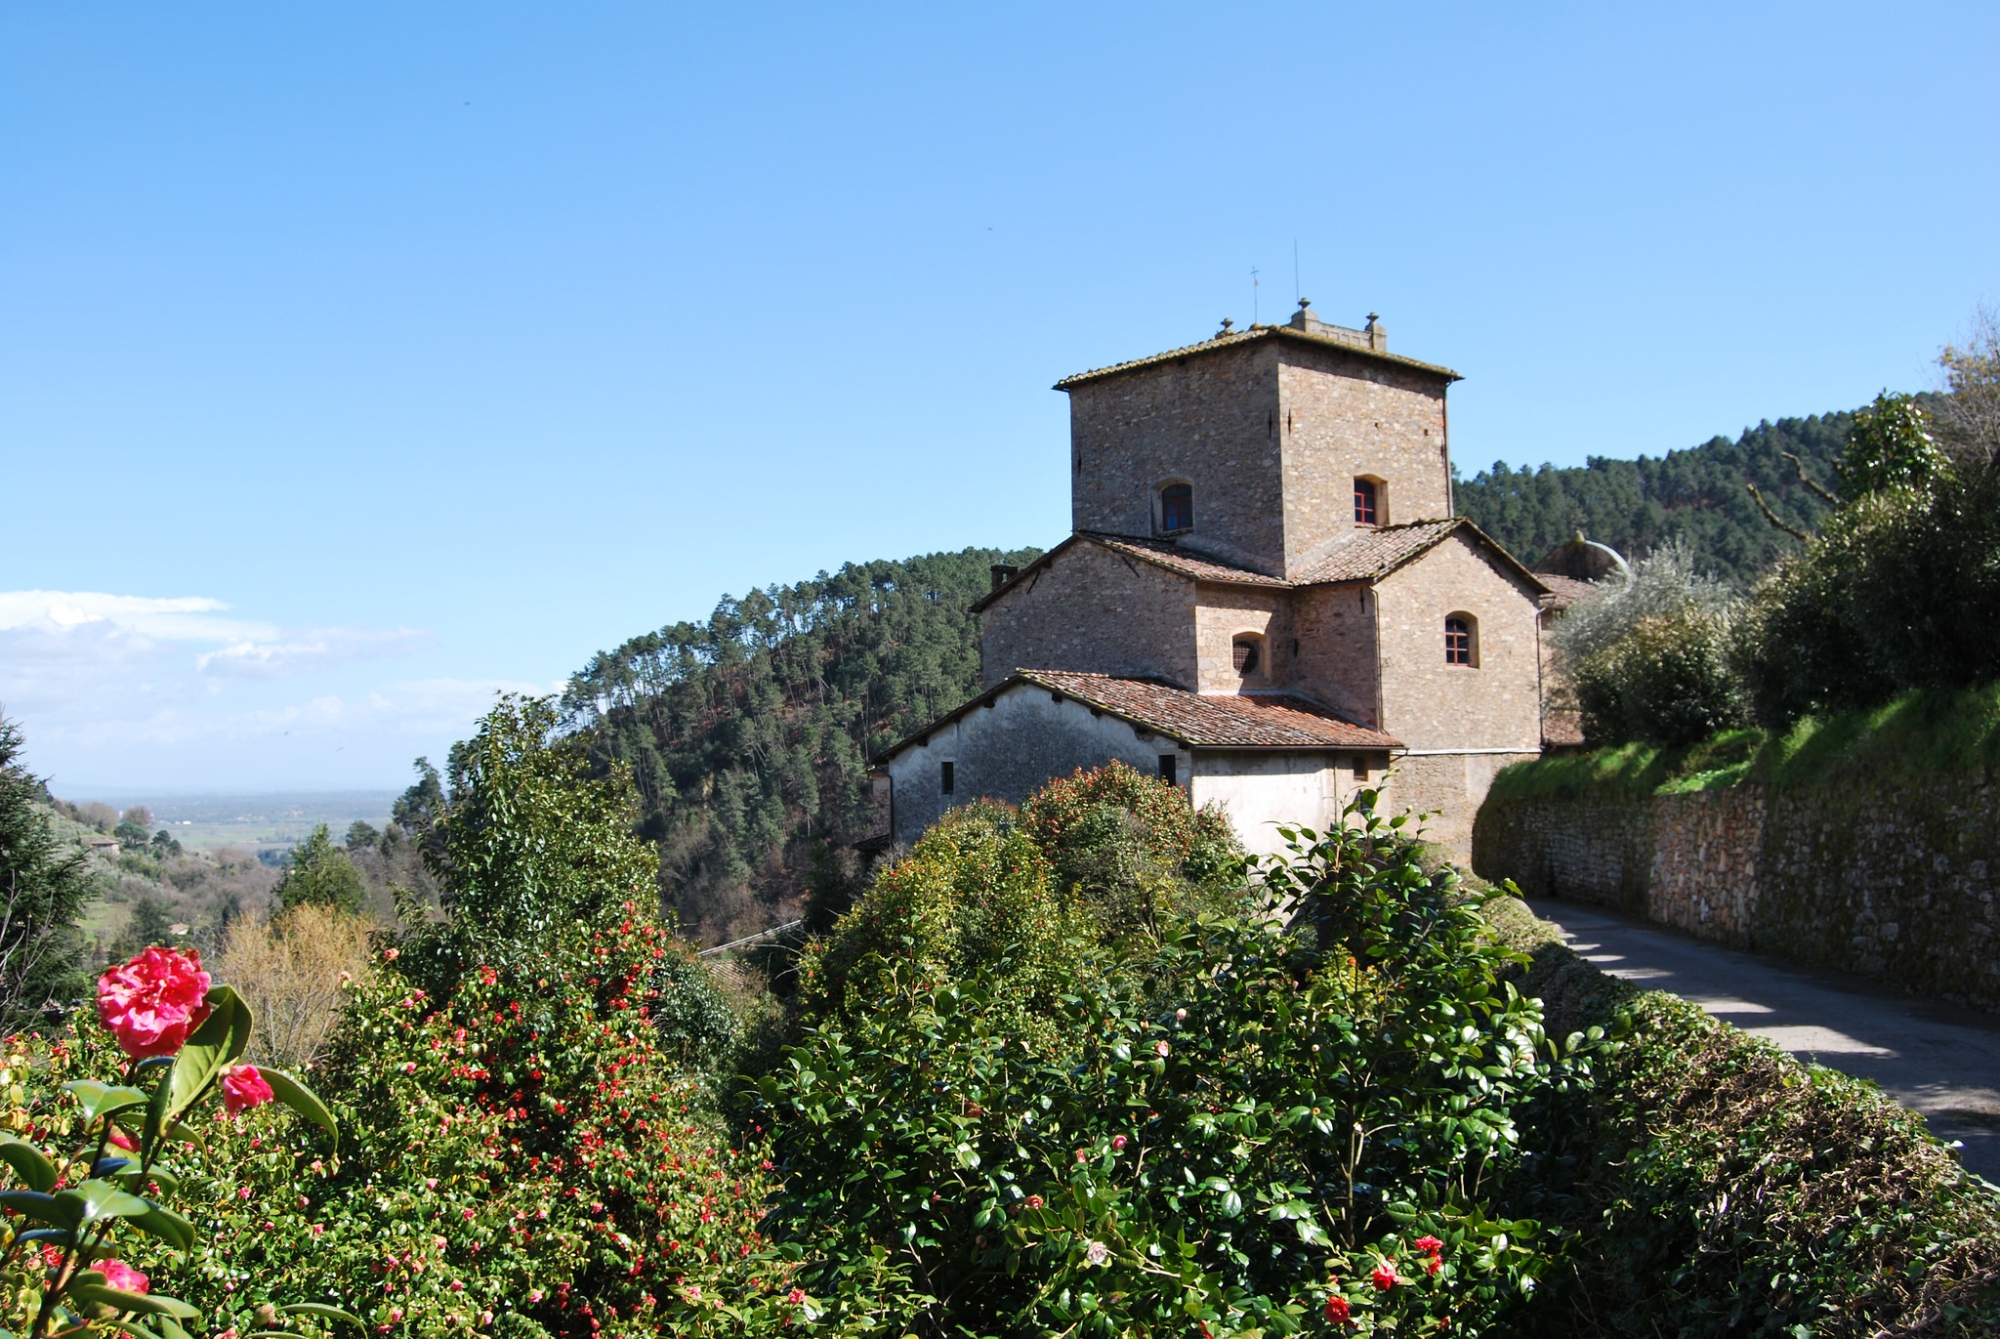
[1490,681,2000,803]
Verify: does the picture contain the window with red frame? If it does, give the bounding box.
[1353,478,1378,525]
[1445,616,1474,665]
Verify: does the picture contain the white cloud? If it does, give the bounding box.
[0,591,272,643]
[196,627,432,679]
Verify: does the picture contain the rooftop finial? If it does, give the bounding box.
[1217,317,1235,337]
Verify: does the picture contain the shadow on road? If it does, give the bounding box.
[1527,898,2000,1184]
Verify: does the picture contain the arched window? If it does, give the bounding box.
[1445,614,1478,666]
[1160,483,1194,533]
[1353,477,1380,526]
[1232,634,1264,677]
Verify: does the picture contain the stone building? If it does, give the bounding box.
[874,302,1553,857]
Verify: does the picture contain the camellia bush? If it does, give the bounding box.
[756,782,1597,1336]
[0,943,338,1337]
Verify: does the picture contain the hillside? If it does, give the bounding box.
[562,546,1041,943]
[1454,409,1856,583]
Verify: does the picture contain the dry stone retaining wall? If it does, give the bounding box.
[1473,771,2000,1011]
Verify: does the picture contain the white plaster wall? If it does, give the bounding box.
[1189,752,1343,858]
[884,685,1188,846]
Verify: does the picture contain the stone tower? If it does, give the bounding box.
[1058,301,1460,580]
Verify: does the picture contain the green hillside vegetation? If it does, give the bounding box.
[561,545,1040,943]
[1454,411,1858,582]
[1488,680,2000,804]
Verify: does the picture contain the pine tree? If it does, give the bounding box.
[0,714,91,1024]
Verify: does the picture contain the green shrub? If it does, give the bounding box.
[274,823,368,917]
[1572,608,1747,747]
[1740,465,2000,724]
[757,790,1592,1336]
[1482,899,2000,1336]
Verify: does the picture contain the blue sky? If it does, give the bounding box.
[3,3,1995,794]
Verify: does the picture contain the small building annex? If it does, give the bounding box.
[872,301,1555,858]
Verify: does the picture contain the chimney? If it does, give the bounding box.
[990,564,1019,593]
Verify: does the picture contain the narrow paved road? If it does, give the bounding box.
[1527,899,2000,1184]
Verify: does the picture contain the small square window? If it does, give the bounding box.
[1160,483,1194,533]
[1159,754,1177,785]
[1354,758,1370,783]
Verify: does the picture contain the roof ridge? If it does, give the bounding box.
[1054,324,1461,391]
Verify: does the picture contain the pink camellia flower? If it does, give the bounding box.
[106,1126,138,1152]
[786,1289,807,1305]
[1371,1262,1402,1291]
[1414,1235,1443,1254]
[220,1065,275,1115]
[1155,1041,1171,1057]
[98,1259,149,1294]
[1324,1295,1351,1323]
[96,947,211,1059]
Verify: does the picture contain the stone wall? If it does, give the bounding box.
[1474,772,2000,1011]
[980,541,1197,691]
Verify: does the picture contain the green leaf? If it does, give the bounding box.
[127,1202,197,1252]
[260,1070,338,1150]
[165,986,252,1122]
[63,1081,151,1126]
[0,1137,57,1192]
[0,1190,73,1227]
[68,1285,199,1318]
[53,1179,152,1224]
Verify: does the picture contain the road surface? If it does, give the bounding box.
[1527,899,2000,1184]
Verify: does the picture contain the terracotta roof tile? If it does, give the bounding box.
[1291,519,1463,584]
[1054,325,1460,390]
[1083,533,1292,587]
[1536,574,1598,609]
[1018,670,1401,750]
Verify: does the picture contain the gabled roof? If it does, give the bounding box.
[873,669,1401,764]
[1084,533,1291,588]
[974,520,1548,613]
[1054,323,1460,391]
[1292,517,1552,596]
[971,532,1286,612]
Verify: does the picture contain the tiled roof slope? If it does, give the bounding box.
[1017,670,1401,749]
[1054,324,1460,390]
[1291,519,1463,583]
[1536,573,1598,610]
[1084,533,1292,587]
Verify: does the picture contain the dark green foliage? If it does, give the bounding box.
[0,714,90,1023]
[1739,464,2000,724]
[1838,391,1949,499]
[760,784,1572,1335]
[563,546,1040,943]
[1573,609,1746,746]
[343,819,381,851]
[1484,905,2000,1336]
[1455,413,1854,581]
[417,696,658,982]
[392,756,444,832]
[122,893,176,951]
[272,823,367,917]
[648,950,740,1072]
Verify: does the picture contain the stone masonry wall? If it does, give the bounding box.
[1375,533,1544,753]
[1474,772,2000,1011]
[1276,345,1452,576]
[981,541,1197,691]
[1067,341,1288,576]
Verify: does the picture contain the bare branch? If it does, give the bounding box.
[1745,482,1811,543]
[1781,451,1840,506]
